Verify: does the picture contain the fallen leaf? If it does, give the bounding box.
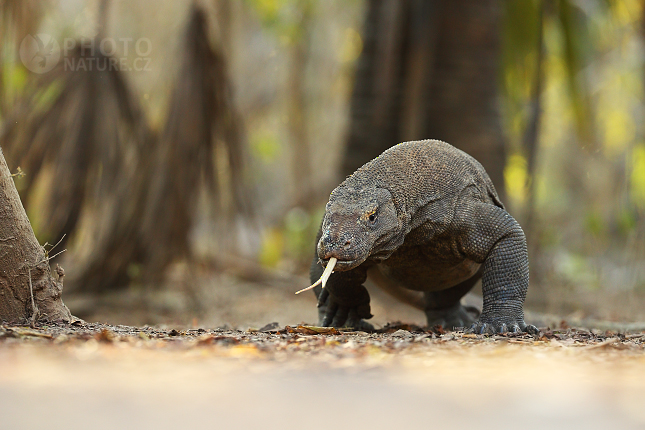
[95,329,115,343]
[297,325,339,335]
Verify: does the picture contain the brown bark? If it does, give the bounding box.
[343,0,506,199]
[0,148,71,324]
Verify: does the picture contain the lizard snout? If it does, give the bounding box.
[318,232,354,259]
[317,230,370,271]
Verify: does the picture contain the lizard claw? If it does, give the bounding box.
[467,317,539,336]
[508,324,522,333]
[467,322,494,335]
[520,323,540,336]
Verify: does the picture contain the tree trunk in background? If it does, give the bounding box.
[0,148,71,324]
[0,6,250,296]
[343,0,506,199]
[287,6,313,208]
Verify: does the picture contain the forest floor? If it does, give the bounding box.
[3,270,645,430]
[2,320,645,430]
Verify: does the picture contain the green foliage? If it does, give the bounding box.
[631,144,645,210]
[554,251,598,289]
[502,0,598,150]
[585,210,605,238]
[339,27,363,64]
[504,153,529,205]
[250,129,281,163]
[245,0,315,45]
[556,0,597,147]
[0,61,28,114]
[259,227,284,268]
[31,79,63,114]
[284,206,312,258]
[502,0,542,141]
[501,0,645,299]
[258,205,322,269]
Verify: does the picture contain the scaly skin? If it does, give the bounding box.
[309,140,538,335]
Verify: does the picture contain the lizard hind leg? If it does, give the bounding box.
[423,271,482,331]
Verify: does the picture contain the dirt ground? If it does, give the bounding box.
[3,270,645,430]
[2,320,645,430]
[62,266,645,331]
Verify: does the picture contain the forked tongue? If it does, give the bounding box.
[295,257,337,294]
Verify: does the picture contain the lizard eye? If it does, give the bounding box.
[368,212,377,223]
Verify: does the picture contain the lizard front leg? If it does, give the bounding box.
[310,257,374,330]
[454,201,539,335]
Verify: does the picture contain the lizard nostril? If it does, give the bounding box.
[343,240,352,250]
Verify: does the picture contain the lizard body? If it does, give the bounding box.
[309,139,537,334]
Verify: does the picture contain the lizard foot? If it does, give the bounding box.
[467,316,539,335]
[317,310,375,331]
[317,288,375,331]
[425,303,478,331]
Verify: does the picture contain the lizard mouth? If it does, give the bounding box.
[321,252,370,271]
[296,257,365,294]
[295,257,338,294]
[293,255,365,295]
[326,258,360,271]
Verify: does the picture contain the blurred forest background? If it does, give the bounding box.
[1,0,644,327]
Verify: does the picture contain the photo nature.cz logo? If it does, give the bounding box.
[19,33,61,74]
[19,34,152,74]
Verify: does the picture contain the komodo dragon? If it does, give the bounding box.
[302,139,538,335]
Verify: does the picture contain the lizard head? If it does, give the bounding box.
[317,186,402,271]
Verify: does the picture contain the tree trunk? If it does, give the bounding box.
[287,8,313,208]
[0,148,71,324]
[343,0,506,199]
